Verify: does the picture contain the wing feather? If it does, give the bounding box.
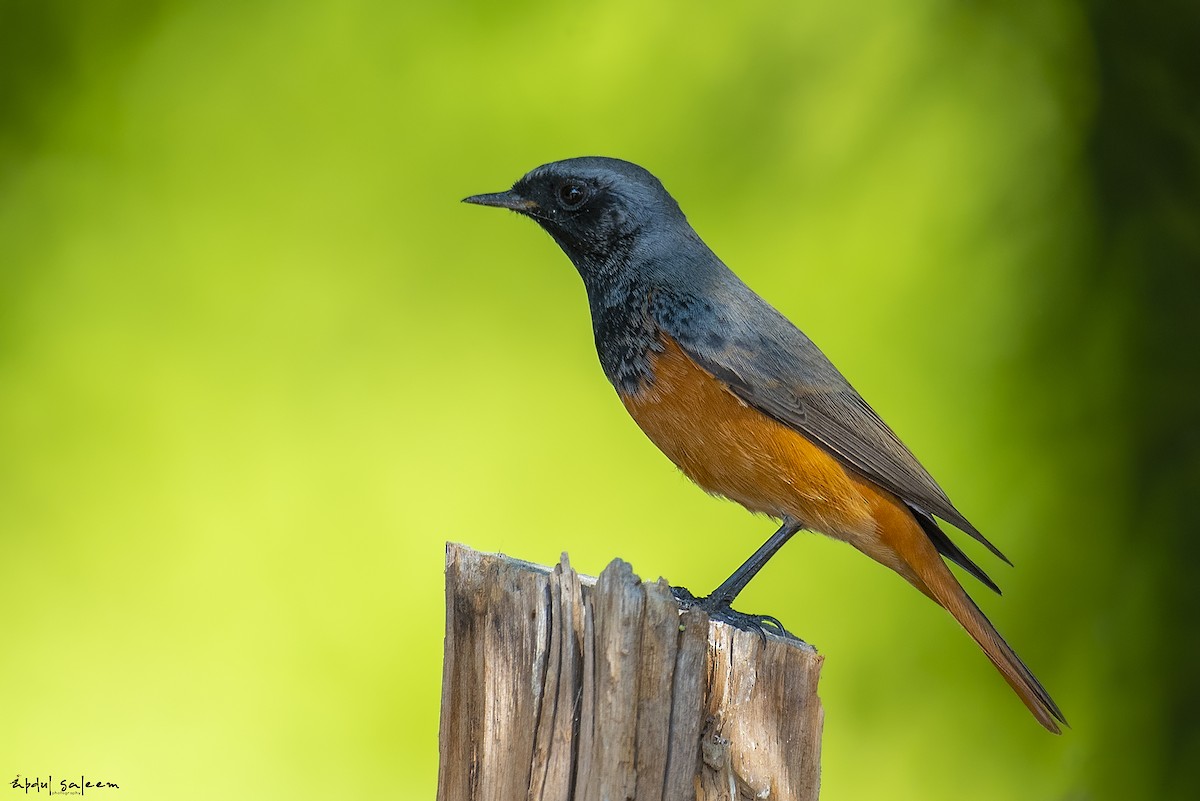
[655,290,1010,564]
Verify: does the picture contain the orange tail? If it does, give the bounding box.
[865,488,1067,733]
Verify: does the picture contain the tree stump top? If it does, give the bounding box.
[438,543,823,801]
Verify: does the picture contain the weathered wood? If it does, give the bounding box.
[437,543,823,801]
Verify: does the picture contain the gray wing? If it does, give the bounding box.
[655,287,1009,564]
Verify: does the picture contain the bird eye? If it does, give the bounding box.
[557,182,589,209]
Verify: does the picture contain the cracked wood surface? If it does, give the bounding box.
[437,543,823,801]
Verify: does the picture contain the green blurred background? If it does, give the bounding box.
[2,1,1197,798]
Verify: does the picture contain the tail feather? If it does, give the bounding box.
[926,567,1066,732]
[865,491,1066,732]
[900,518,1067,732]
[908,503,1001,595]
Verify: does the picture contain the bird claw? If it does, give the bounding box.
[670,585,699,605]
[669,585,806,644]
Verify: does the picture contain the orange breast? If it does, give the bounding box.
[621,334,940,588]
[618,336,876,537]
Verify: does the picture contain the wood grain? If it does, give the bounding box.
[437,543,823,801]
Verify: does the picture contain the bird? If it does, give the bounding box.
[463,156,1066,733]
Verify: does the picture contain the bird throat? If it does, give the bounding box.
[586,278,662,397]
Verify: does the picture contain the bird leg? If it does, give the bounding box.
[672,517,805,640]
[707,517,804,607]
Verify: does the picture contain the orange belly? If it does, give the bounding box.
[619,335,922,581]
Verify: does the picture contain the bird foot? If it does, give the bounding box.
[669,585,805,644]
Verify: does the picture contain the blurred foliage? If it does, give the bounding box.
[1034,0,1200,797]
[1,1,1196,799]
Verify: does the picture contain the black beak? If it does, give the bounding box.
[462,189,539,212]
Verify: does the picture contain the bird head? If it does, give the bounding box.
[464,157,691,279]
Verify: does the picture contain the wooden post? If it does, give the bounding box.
[437,543,823,801]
